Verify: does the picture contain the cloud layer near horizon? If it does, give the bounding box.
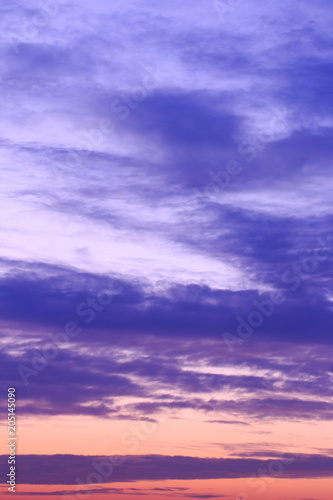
[1,453,333,485]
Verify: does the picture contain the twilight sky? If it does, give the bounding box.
[0,0,333,499]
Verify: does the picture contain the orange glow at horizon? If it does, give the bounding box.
[1,410,332,458]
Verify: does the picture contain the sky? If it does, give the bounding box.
[0,0,333,499]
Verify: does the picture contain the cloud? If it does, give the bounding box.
[1,258,333,346]
[0,453,332,485]
[206,420,250,426]
[0,259,332,421]
[13,486,229,498]
[1,3,333,490]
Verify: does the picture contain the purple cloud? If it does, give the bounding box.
[0,453,332,485]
